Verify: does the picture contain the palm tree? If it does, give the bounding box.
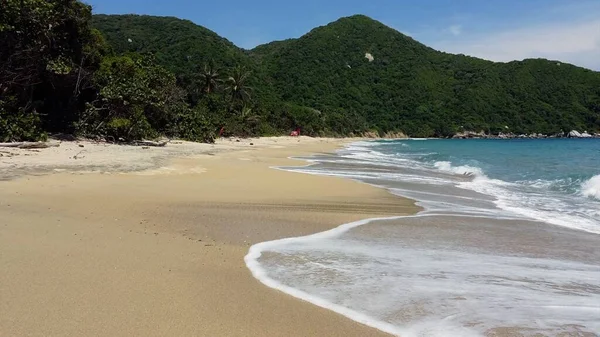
[199,63,221,94]
[225,66,252,105]
[240,105,260,124]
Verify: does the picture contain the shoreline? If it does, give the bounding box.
[266,139,600,336]
[245,214,417,336]
[0,137,419,336]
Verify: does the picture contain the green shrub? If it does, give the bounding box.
[0,98,47,142]
[173,106,215,143]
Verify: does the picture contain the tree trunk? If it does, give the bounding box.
[0,141,60,149]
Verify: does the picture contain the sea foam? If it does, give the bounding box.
[244,216,411,337]
[247,140,600,337]
[582,174,600,200]
[433,161,485,177]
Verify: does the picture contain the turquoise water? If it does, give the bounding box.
[378,139,600,198]
[367,139,600,233]
[247,139,600,337]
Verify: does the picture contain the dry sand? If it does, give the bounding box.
[0,137,418,336]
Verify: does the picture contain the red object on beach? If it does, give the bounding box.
[290,128,301,137]
[219,126,225,137]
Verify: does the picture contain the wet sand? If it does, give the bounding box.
[0,138,418,336]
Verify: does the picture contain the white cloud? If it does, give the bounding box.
[432,20,600,70]
[448,24,462,36]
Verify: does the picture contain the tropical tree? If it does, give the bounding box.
[240,105,260,124]
[81,54,179,140]
[225,66,252,106]
[199,63,221,94]
[0,0,105,140]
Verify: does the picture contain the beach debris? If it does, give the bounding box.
[73,149,85,160]
[78,144,84,148]
[250,143,254,146]
[133,140,169,147]
[0,141,60,149]
[365,52,374,62]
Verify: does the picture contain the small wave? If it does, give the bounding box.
[521,177,592,195]
[581,175,600,200]
[433,161,485,177]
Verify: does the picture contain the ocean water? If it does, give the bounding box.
[246,139,600,337]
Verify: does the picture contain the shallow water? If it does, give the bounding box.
[247,139,600,337]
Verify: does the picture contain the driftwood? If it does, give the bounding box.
[0,141,60,149]
[133,140,169,147]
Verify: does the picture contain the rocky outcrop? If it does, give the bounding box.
[452,131,487,139]
[569,130,583,138]
[360,131,408,139]
[453,130,599,139]
[359,130,598,140]
[568,130,595,138]
[361,131,380,138]
[383,131,408,139]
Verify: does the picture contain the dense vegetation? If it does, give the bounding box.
[2,3,599,143]
[1,0,216,142]
[252,16,600,136]
[93,14,600,137]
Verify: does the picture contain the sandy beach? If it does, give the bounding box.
[0,137,418,336]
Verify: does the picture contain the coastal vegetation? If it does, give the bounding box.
[2,1,600,143]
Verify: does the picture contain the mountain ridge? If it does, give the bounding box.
[92,13,600,136]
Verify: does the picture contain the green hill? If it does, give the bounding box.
[93,14,600,137]
[250,15,600,136]
[92,14,249,76]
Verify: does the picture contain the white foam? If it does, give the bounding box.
[433,161,485,177]
[245,216,413,337]
[246,214,600,337]
[581,174,600,200]
[247,140,600,336]
[459,176,600,235]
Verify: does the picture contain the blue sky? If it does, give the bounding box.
[87,0,600,70]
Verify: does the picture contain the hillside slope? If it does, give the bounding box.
[92,14,249,75]
[94,14,600,136]
[251,15,600,135]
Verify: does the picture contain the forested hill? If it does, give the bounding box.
[253,15,600,136]
[91,14,249,75]
[93,14,600,137]
[2,2,599,144]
